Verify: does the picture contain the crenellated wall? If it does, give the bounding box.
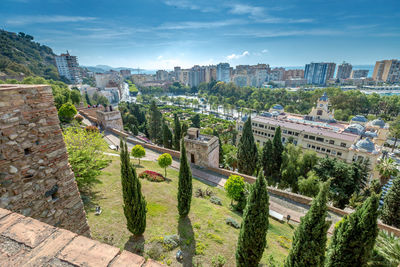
[0,84,90,236]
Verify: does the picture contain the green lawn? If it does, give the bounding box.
[86,157,295,266]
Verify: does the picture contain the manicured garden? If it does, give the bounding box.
[86,157,295,266]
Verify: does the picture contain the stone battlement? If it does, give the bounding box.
[0,84,89,236]
[0,208,164,267]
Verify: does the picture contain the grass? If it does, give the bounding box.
[86,156,295,266]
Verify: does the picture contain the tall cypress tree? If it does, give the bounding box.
[173,113,181,151]
[284,182,331,267]
[237,117,258,175]
[213,129,224,166]
[272,126,284,184]
[381,176,400,228]
[148,100,162,144]
[261,139,274,181]
[325,193,379,267]
[162,122,173,149]
[177,138,192,217]
[236,172,269,267]
[120,139,147,236]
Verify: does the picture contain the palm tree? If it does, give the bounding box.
[374,230,400,266]
[376,158,399,185]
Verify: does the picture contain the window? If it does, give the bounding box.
[309,135,315,140]
[283,130,287,134]
[329,140,334,145]
[317,110,323,115]
[259,124,264,128]
[288,131,293,135]
[316,137,324,142]
[270,127,275,131]
[327,149,331,153]
[340,143,346,147]
[307,144,311,148]
[294,132,299,136]
[294,140,298,145]
[304,135,309,139]
[332,151,336,155]
[311,145,316,149]
[321,148,326,152]
[337,152,342,156]
[316,146,321,151]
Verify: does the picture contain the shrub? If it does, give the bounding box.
[211,255,227,267]
[195,242,208,255]
[162,234,180,251]
[224,175,245,202]
[206,233,223,244]
[138,170,165,182]
[195,187,214,198]
[225,217,240,229]
[210,196,222,205]
[58,102,77,123]
[74,114,84,123]
[278,235,292,249]
[193,223,201,229]
[147,242,164,260]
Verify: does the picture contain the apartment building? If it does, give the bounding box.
[216,63,231,82]
[284,69,304,80]
[336,62,352,80]
[55,51,81,84]
[236,93,386,173]
[351,69,369,79]
[372,59,400,83]
[304,62,336,85]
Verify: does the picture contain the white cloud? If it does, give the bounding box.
[6,15,96,25]
[162,0,216,12]
[229,4,264,17]
[262,49,269,53]
[157,55,163,60]
[224,29,343,38]
[226,51,250,60]
[158,19,244,30]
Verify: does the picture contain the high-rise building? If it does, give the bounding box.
[372,59,400,83]
[216,63,231,83]
[120,69,131,78]
[304,62,336,85]
[174,66,182,82]
[284,69,304,80]
[336,62,352,80]
[268,67,285,81]
[55,51,81,84]
[156,70,168,81]
[351,69,369,79]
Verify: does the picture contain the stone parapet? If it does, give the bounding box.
[0,84,89,236]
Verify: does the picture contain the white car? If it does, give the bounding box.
[109,145,117,150]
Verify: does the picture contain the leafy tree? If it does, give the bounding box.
[177,138,193,217]
[389,116,400,152]
[191,113,201,128]
[284,182,331,267]
[148,100,162,144]
[237,117,258,175]
[92,92,109,106]
[70,89,81,105]
[236,172,269,267]
[158,153,172,178]
[374,230,400,266]
[224,175,245,205]
[326,193,379,267]
[376,158,398,185]
[280,143,302,192]
[261,139,274,180]
[162,123,173,149]
[271,126,284,184]
[58,102,77,123]
[223,144,238,171]
[298,171,321,197]
[63,126,109,191]
[381,176,400,228]
[131,144,146,165]
[120,139,146,237]
[173,113,181,150]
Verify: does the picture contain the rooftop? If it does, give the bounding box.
[0,208,164,267]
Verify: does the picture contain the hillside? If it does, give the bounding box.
[0,30,60,80]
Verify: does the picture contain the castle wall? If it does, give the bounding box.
[0,84,90,236]
[96,110,123,131]
[184,136,219,168]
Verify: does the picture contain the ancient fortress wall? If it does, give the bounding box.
[0,84,90,236]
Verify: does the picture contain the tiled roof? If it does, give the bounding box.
[0,208,164,267]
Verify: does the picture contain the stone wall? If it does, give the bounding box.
[0,84,90,236]
[184,135,219,168]
[96,110,123,131]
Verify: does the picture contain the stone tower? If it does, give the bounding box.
[0,84,90,236]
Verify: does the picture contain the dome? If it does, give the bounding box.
[355,137,375,152]
[319,92,328,101]
[344,124,365,135]
[371,118,385,128]
[364,131,378,138]
[351,115,368,123]
[272,104,284,110]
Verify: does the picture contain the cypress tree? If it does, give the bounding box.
[237,117,258,175]
[272,126,284,184]
[236,172,269,267]
[148,100,162,144]
[213,129,224,166]
[162,123,173,149]
[173,113,181,151]
[381,176,400,228]
[284,182,331,267]
[120,139,147,236]
[85,92,92,106]
[325,193,379,267]
[261,139,274,180]
[177,138,192,217]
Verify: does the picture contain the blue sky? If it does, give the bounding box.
[1,0,399,69]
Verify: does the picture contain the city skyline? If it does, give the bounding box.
[1,0,399,69]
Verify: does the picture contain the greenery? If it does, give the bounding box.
[173,113,181,151]
[236,172,269,267]
[376,158,398,185]
[271,126,284,185]
[389,116,400,152]
[162,123,173,149]
[374,230,400,266]
[284,182,331,267]
[58,102,77,123]
[237,117,258,175]
[326,194,379,266]
[224,175,245,204]
[298,171,321,197]
[261,139,274,180]
[148,100,163,144]
[158,153,172,178]
[63,126,109,191]
[191,113,201,128]
[177,138,193,217]
[381,175,400,228]
[0,30,61,80]
[120,139,147,237]
[131,145,146,165]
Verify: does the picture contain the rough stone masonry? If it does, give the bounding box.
[0,84,90,236]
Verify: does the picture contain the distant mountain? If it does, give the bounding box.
[83,65,156,75]
[0,30,60,80]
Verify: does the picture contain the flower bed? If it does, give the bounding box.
[139,170,165,182]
